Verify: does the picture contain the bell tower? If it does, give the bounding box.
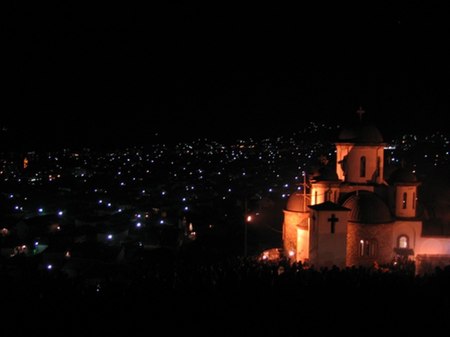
[335,108,385,185]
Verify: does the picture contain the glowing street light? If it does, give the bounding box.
[244,198,252,257]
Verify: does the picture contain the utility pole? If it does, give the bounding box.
[244,197,248,257]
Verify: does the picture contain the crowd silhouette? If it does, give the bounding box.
[1,249,450,336]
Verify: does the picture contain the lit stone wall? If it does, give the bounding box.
[347,222,394,266]
[283,210,309,261]
[283,210,308,259]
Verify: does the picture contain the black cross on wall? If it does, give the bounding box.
[328,214,339,234]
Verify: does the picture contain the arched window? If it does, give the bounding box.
[325,189,332,202]
[398,235,409,249]
[376,156,381,177]
[359,239,377,257]
[314,191,318,204]
[360,156,366,177]
[402,192,407,209]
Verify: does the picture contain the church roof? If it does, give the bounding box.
[337,123,384,144]
[308,201,350,211]
[342,191,394,224]
[285,192,308,212]
[388,168,419,185]
[311,165,339,182]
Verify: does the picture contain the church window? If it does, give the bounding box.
[360,156,366,177]
[398,235,409,249]
[325,189,332,202]
[359,239,377,257]
[412,192,416,210]
[359,240,364,256]
[314,191,318,204]
[376,156,381,177]
[402,192,407,209]
[333,190,337,203]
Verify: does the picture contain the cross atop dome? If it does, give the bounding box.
[356,106,365,122]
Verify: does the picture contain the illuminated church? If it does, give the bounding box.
[282,116,450,273]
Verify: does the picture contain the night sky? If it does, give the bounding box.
[4,2,450,147]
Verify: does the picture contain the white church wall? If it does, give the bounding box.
[392,220,421,251]
[415,237,450,255]
[336,144,353,181]
[395,185,418,218]
[311,210,348,268]
[310,183,340,205]
[413,235,450,274]
[336,145,384,184]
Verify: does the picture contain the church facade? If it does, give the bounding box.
[282,122,450,273]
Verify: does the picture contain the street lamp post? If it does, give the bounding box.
[244,198,248,257]
[244,198,252,257]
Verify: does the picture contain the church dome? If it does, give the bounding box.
[342,191,393,224]
[338,127,358,141]
[338,124,384,144]
[388,168,418,184]
[286,192,308,212]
